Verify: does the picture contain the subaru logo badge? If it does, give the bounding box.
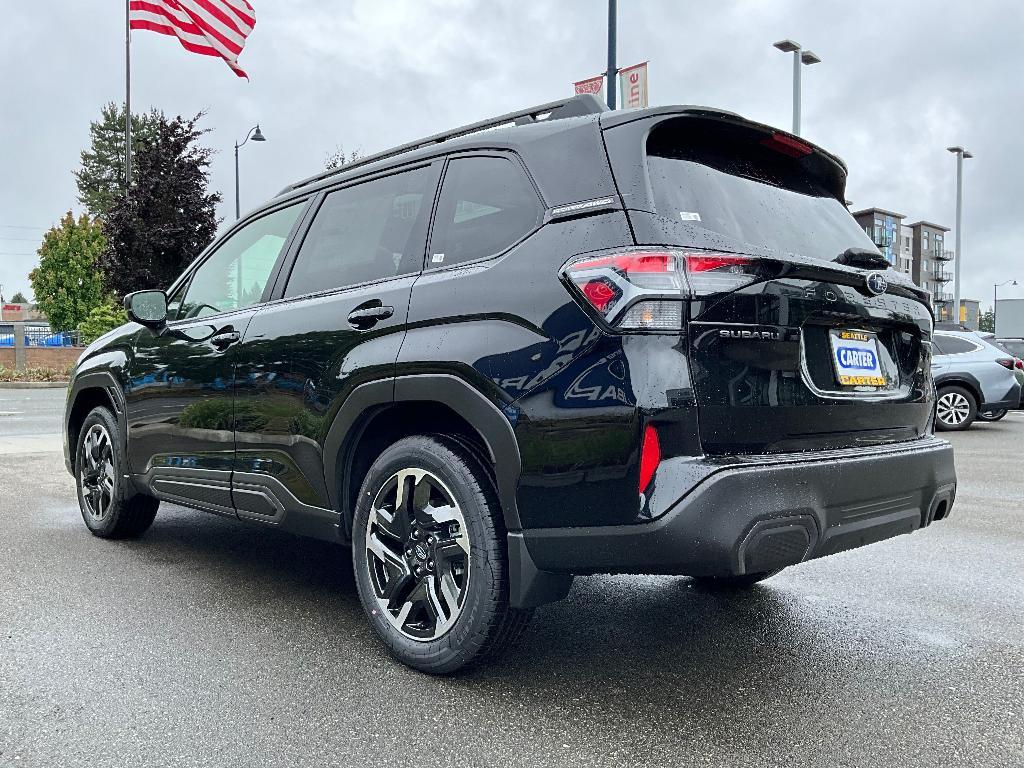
[865,272,887,296]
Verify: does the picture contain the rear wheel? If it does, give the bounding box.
[977,408,1007,422]
[689,570,781,590]
[75,407,159,538]
[352,435,531,674]
[935,386,977,431]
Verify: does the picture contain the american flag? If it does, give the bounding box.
[129,0,256,79]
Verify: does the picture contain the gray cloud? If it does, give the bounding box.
[2,0,1021,306]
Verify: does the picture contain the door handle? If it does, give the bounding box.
[210,330,241,349]
[347,302,394,330]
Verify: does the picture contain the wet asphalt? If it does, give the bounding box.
[1,390,1022,767]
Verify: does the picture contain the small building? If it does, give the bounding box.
[906,221,953,321]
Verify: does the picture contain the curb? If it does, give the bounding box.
[0,381,69,389]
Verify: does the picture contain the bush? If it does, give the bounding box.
[0,365,73,382]
[79,299,127,345]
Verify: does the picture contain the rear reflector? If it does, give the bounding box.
[639,424,660,493]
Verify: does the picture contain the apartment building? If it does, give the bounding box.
[907,221,954,321]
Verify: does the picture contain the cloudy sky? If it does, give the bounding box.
[1,0,1021,306]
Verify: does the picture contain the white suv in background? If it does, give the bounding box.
[931,330,1022,430]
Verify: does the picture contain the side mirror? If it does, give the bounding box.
[124,290,168,327]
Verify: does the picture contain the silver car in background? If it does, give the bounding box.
[931,330,1021,430]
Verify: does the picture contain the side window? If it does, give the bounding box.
[165,278,189,321]
[283,166,433,298]
[429,156,542,268]
[934,334,978,355]
[178,204,304,320]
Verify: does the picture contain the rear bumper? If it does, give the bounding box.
[983,380,1021,411]
[513,436,955,592]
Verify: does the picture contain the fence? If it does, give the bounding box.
[0,322,83,373]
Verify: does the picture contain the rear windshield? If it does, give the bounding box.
[646,118,876,261]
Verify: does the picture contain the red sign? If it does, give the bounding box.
[573,75,605,98]
[3,304,20,312]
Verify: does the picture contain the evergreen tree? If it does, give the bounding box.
[100,113,221,298]
[325,144,362,169]
[979,308,995,333]
[28,213,108,332]
[75,102,163,218]
[9,291,28,304]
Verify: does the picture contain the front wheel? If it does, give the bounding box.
[352,435,531,674]
[977,408,1008,422]
[75,407,159,538]
[935,386,977,431]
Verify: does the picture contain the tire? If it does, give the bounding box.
[977,408,1007,422]
[935,385,977,431]
[689,570,781,590]
[352,435,532,674]
[75,406,159,539]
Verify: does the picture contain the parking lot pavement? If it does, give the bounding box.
[1,391,1022,767]
[0,387,65,454]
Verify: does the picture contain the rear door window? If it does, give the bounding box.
[428,156,542,268]
[283,166,434,298]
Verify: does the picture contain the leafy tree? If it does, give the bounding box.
[325,144,362,170]
[9,291,28,304]
[78,298,127,344]
[28,213,108,332]
[100,113,221,298]
[75,102,163,218]
[978,308,995,333]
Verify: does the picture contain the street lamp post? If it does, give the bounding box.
[234,124,266,220]
[994,279,1018,334]
[606,0,617,110]
[772,40,821,136]
[947,146,972,325]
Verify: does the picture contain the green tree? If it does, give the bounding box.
[9,291,28,303]
[978,308,995,333]
[75,102,163,218]
[28,213,108,332]
[78,298,127,344]
[100,113,221,298]
[325,144,362,170]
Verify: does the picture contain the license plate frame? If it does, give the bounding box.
[828,329,887,388]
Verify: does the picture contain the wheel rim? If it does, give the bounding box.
[937,392,971,425]
[80,423,115,521]
[364,468,470,642]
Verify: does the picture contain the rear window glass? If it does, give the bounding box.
[646,118,876,261]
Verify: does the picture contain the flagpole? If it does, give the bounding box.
[125,0,132,189]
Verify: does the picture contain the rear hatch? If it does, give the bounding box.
[602,111,933,455]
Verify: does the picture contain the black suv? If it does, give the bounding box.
[64,95,956,673]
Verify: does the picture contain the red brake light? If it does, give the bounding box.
[639,424,661,494]
[996,358,1015,370]
[1016,359,1023,371]
[760,132,813,158]
[684,254,754,273]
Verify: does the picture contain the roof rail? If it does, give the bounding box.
[279,94,607,195]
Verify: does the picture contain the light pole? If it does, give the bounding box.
[772,40,821,136]
[994,279,1017,334]
[947,146,973,325]
[235,124,266,220]
[606,0,617,110]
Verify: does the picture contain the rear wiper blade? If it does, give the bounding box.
[834,247,890,270]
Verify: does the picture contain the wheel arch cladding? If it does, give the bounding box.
[934,375,982,406]
[322,374,523,535]
[67,373,124,471]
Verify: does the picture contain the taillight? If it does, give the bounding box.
[563,249,760,330]
[996,358,1016,370]
[638,424,660,494]
[1016,359,1023,371]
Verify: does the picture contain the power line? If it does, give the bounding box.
[0,224,47,231]
[0,237,41,242]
